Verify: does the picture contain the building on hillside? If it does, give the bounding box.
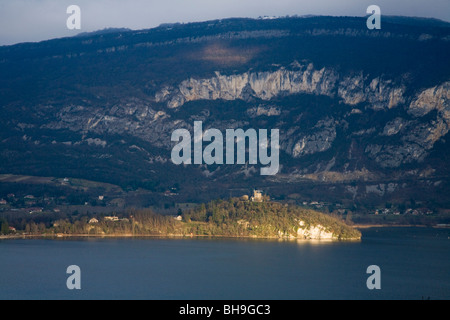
[104,216,119,222]
[89,218,99,224]
[251,190,264,202]
[28,207,43,214]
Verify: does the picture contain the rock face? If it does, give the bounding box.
[290,118,337,158]
[153,63,450,171]
[409,82,450,118]
[297,222,335,240]
[38,65,450,172]
[156,62,405,111]
[275,221,338,240]
[365,81,450,168]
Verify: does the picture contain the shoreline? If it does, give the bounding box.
[2,224,448,241]
[0,232,361,241]
[353,224,427,229]
[354,224,450,229]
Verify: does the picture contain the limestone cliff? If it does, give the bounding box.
[153,63,449,170]
[38,64,450,172]
[365,81,450,167]
[156,62,405,111]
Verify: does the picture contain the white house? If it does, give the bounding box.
[89,218,99,224]
[104,216,119,222]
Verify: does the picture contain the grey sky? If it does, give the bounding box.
[0,0,449,46]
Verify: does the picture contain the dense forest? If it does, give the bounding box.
[183,198,361,239]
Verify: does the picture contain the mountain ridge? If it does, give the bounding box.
[1,15,449,213]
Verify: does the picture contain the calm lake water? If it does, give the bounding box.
[0,227,449,300]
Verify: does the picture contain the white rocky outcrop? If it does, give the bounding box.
[44,64,450,170]
[291,118,337,158]
[365,81,450,167]
[247,105,281,117]
[408,82,450,118]
[407,81,450,145]
[155,62,405,110]
[296,221,335,240]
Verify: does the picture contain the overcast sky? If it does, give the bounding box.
[0,0,449,46]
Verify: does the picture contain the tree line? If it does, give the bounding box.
[2,198,361,239]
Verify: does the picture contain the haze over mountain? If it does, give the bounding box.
[1,15,450,211]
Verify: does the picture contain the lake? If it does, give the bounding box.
[0,227,449,300]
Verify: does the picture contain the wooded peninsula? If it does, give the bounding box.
[0,198,361,240]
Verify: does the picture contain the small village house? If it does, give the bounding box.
[89,218,99,224]
[104,216,119,222]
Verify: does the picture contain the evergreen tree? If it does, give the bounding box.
[0,218,9,235]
